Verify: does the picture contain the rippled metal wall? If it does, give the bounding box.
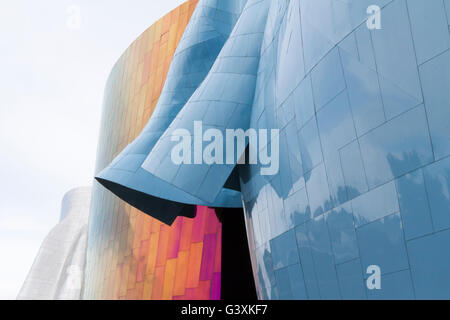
[243,0,450,300]
[18,187,92,300]
[83,0,222,300]
[85,0,450,300]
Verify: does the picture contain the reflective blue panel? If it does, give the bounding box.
[317,91,357,206]
[407,229,450,299]
[255,243,276,291]
[305,164,332,217]
[300,0,335,71]
[359,105,433,189]
[340,45,385,136]
[338,33,358,59]
[141,0,271,205]
[283,187,311,226]
[243,0,450,300]
[299,0,393,70]
[306,216,341,299]
[285,120,304,193]
[288,264,308,300]
[356,213,409,275]
[352,181,399,227]
[396,169,433,240]
[317,91,356,153]
[274,267,292,300]
[265,177,289,239]
[311,48,346,111]
[326,203,358,265]
[371,0,423,118]
[366,270,415,300]
[293,76,315,129]
[276,0,305,104]
[446,0,450,23]
[355,25,376,70]
[298,117,323,174]
[419,50,450,161]
[277,96,296,130]
[336,259,366,300]
[323,150,348,207]
[277,129,294,198]
[339,139,368,200]
[423,156,450,231]
[406,0,450,65]
[95,0,247,224]
[95,0,450,299]
[295,224,321,299]
[270,229,299,270]
[274,263,308,300]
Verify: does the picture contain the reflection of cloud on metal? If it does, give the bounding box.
[17,187,91,300]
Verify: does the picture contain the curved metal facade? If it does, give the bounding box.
[88,0,450,300]
[243,0,450,300]
[18,187,92,300]
[95,0,248,225]
[237,0,450,300]
[84,0,222,300]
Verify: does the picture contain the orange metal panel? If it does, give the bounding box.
[161,258,177,300]
[186,242,204,289]
[83,0,222,300]
[173,250,190,296]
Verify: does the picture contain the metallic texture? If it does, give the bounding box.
[84,1,222,300]
[92,0,450,299]
[18,187,91,300]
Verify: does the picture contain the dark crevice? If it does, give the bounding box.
[217,208,257,300]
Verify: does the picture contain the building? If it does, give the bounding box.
[87,0,450,299]
[83,0,248,300]
[18,187,91,300]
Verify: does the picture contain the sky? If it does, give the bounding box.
[0,0,187,300]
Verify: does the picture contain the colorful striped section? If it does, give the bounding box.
[83,0,222,300]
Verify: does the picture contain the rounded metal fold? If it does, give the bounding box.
[96,0,249,225]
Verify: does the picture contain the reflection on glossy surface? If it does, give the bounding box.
[357,213,409,275]
[407,228,450,299]
[423,157,450,231]
[95,0,246,225]
[336,259,366,300]
[85,1,223,300]
[419,50,450,161]
[396,170,433,240]
[359,105,433,188]
[242,0,450,299]
[366,269,414,300]
[326,203,358,265]
[90,0,450,299]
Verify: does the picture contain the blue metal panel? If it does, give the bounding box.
[96,0,248,224]
[98,0,450,298]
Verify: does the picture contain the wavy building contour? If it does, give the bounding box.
[87,0,450,300]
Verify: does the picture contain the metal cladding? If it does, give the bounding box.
[91,0,450,299]
[95,0,249,225]
[18,187,92,300]
[84,1,222,300]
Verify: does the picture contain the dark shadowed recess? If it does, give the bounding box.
[216,207,257,300]
[95,177,196,225]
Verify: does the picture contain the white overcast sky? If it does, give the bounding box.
[0,0,187,299]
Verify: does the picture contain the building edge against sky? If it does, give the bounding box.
[17,187,92,300]
[86,0,450,300]
[83,0,224,300]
